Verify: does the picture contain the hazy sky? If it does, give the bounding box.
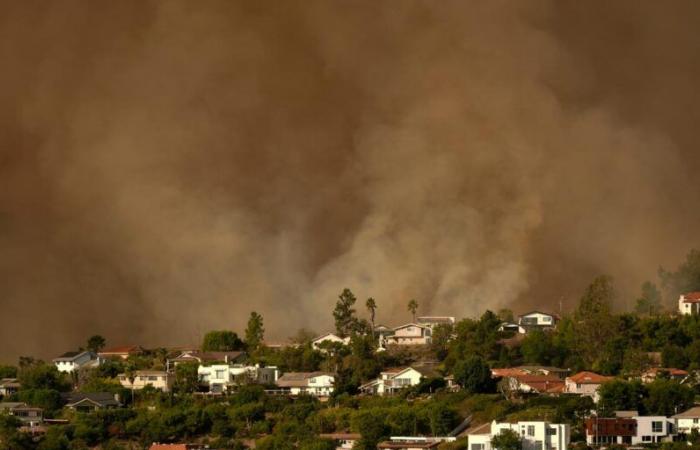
[1,1,699,362]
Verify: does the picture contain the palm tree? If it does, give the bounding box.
[366,298,377,339]
[408,299,418,322]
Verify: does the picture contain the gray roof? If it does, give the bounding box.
[52,351,96,363]
[673,406,700,418]
[276,372,334,387]
[62,392,120,407]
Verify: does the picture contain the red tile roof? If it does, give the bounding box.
[681,292,700,303]
[513,374,565,392]
[567,371,614,384]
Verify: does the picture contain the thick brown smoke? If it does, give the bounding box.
[2,1,700,362]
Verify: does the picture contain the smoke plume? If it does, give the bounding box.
[2,1,699,361]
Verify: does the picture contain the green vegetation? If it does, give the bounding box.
[6,249,700,448]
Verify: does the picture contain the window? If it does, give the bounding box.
[694,419,698,424]
[309,378,316,384]
[471,445,485,450]
[547,428,557,435]
[528,425,535,436]
[652,421,663,433]
[542,317,552,323]
[642,436,652,442]
[215,370,226,378]
[534,440,543,450]
[148,376,157,381]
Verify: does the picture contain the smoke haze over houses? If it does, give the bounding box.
[1,1,700,361]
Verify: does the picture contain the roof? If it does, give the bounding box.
[62,392,120,408]
[276,372,334,387]
[644,367,688,376]
[674,406,700,418]
[416,316,455,324]
[512,375,565,392]
[319,433,361,440]
[0,378,20,387]
[0,402,28,411]
[52,351,96,362]
[567,371,614,384]
[98,345,143,355]
[518,310,559,319]
[392,323,429,331]
[616,411,640,418]
[170,350,244,363]
[378,440,441,449]
[466,422,491,436]
[681,292,700,303]
[517,366,569,373]
[492,368,528,378]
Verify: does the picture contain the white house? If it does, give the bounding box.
[52,351,101,373]
[0,378,20,397]
[359,366,438,395]
[384,323,432,346]
[275,372,335,397]
[632,416,675,445]
[118,370,173,392]
[319,433,361,450]
[678,292,700,315]
[468,421,570,450]
[518,311,558,330]
[198,364,280,393]
[311,333,351,351]
[674,406,700,434]
[564,371,614,403]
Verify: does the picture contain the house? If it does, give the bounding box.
[500,374,565,396]
[678,292,700,315]
[564,371,614,403]
[198,364,279,393]
[384,323,431,346]
[311,333,350,351]
[168,350,245,366]
[641,367,688,383]
[98,345,144,360]
[0,402,43,426]
[359,366,439,395]
[319,433,361,450]
[491,368,528,378]
[632,416,676,444]
[378,437,455,450]
[517,311,559,331]
[498,322,526,334]
[416,316,456,329]
[62,392,121,412]
[0,378,20,397]
[275,372,334,397]
[584,417,637,445]
[118,370,173,392]
[52,351,101,373]
[674,406,700,434]
[468,420,570,450]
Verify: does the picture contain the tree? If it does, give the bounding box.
[452,356,495,394]
[351,408,389,450]
[86,335,106,353]
[407,299,418,322]
[174,362,200,393]
[333,288,358,338]
[659,249,700,306]
[635,282,663,316]
[202,330,244,351]
[497,309,514,324]
[644,379,694,416]
[366,298,377,339]
[430,323,454,360]
[574,275,617,366]
[491,429,522,450]
[245,311,265,351]
[520,329,553,365]
[597,380,646,416]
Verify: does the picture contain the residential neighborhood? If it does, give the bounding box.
[4,286,700,450]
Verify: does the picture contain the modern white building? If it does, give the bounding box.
[118,370,173,392]
[674,406,700,434]
[275,372,334,397]
[678,292,700,315]
[198,364,279,393]
[359,366,438,395]
[468,421,570,450]
[52,351,101,373]
[631,416,676,444]
[319,433,361,450]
